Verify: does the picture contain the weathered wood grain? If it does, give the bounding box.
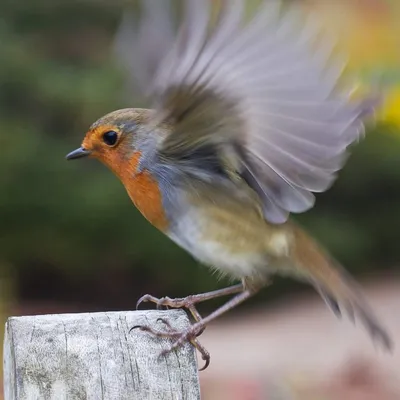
[3,310,200,400]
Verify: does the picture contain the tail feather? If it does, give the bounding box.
[315,274,393,351]
[291,224,393,352]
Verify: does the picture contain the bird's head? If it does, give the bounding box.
[66,107,169,230]
[66,108,153,177]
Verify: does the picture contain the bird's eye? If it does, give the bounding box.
[102,130,118,146]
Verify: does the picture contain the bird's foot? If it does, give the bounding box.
[137,293,202,312]
[134,285,247,371]
[130,318,210,371]
[136,293,207,335]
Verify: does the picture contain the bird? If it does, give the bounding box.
[66,0,393,370]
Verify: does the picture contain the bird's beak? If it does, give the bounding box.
[65,147,91,160]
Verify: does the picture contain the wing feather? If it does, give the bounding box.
[124,0,379,223]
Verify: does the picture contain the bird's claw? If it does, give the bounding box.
[130,319,210,371]
[136,293,207,336]
[137,294,195,310]
[136,294,165,310]
[135,292,212,369]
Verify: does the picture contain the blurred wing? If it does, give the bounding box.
[114,0,175,93]
[129,0,379,224]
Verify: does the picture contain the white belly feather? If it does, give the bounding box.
[167,208,272,280]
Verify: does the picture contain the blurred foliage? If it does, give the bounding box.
[1,0,400,309]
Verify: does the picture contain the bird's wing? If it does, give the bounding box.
[126,0,379,224]
[114,0,175,94]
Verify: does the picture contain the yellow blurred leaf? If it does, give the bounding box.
[379,86,400,126]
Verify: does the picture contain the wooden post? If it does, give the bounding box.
[3,310,200,400]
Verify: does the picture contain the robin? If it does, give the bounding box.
[66,0,393,370]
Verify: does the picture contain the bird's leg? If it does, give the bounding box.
[160,288,255,353]
[136,283,244,331]
[130,316,211,370]
[132,285,257,370]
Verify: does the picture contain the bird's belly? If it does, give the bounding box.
[171,232,267,279]
[167,206,278,280]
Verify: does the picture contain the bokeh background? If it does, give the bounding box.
[1,0,400,398]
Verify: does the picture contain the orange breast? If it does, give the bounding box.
[112,152,169,231]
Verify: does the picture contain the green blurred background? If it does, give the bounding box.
[1,0,399,312]
[1,0,400,398]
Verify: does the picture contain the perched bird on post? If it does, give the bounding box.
[66,0,393,369]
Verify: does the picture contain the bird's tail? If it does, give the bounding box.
[290,224,393,352]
